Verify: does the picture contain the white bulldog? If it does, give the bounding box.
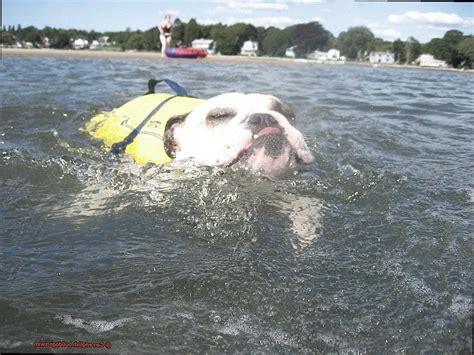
[164,93,314,174]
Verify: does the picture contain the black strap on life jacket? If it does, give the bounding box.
[110,79,188,155]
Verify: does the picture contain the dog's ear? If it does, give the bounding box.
[164,113,188,158]
[268,96,296,122]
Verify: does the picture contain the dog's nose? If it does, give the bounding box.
[247,113,278,128]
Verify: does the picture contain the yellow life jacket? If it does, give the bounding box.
[84,93,203,164]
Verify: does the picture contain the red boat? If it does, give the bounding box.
[165,47,207,59]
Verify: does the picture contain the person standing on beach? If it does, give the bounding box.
[158,15,173,57]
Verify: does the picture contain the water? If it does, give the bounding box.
[1,56,472,353]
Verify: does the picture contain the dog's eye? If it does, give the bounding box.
[206,108,236,125]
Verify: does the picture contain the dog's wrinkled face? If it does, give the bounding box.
[169,93,314,173]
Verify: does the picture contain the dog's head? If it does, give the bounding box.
[165,93,314,173]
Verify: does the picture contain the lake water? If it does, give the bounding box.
[1,56,472,353]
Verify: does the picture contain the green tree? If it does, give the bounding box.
[442,30,464,67]
[200,25,213,39]
[171,18,185,46]
[288,21,330,58]
[261,27,289,56]
[87,30,100,42]
[50,30,70,48]
[125,32,144,50]
[325,33,337,51]
[457,36,474,68]
[371,37,392,52]
[183,18,201,46]
[142,28,160,51]
[405,37,421,64]
[423,38,448,61]
[392,39,406,63]
[337,26,374,60]
[18,26,41,46]
[1,31,15,46]
[423,30,466,68]
[228,22,258,49]
[213,25,239,55]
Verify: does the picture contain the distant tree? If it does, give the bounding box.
[442,30,464,67]
[405,37,421,64]
[325,33,337,51]
[423,38,447,60]
[109,31,134,50]
[337,26,374,60]
[142,28,160,51]
[228,22,258,49]
[18,26,41,45]
[1,31,15,45]
[443,30,464,45]
[457,36,474,68]
[208,23,232,54]
[287,22,330,58]
[183,18,201,46]
[200,25,213,39]
[255,26,267,55]
[125,32,144,50]
[392,39,406,63]
[371,37,392,52]
[17,24,22,32]
[171,18,185,46]
[50,30,70,48]
[87,30,100,42]
[212,25,239,55]
[422,30,465,67]
[261,27,289,56]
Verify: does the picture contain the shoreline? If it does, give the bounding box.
[2,48,472,73]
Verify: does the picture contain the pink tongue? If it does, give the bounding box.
[255,126,281,138]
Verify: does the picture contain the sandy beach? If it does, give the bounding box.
[2,48,472,73]
[2,47,298,65]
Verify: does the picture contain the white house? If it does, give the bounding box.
[307,49,345,63]
[369,51,395,64]
[240,40,258,56]
[192,38,215,55]
[98,36,110,46]
[308,50,328,61]
[90,40,100,50]
[42,37,50,48]
[416,54,448,68]
[285,46,296,58]
[73,38,89,49]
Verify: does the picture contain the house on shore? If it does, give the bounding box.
[98,36,111,46]
[415,54,448,68]
[369,51,395,64]
[192,38,215,55]
[73,38,89,49]
[307,48,345,63]
[285,46,296,58]
[240,40,258,56]
[42,37,50,48]
[90,40,100,50]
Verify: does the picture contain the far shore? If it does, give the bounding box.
[2,48,472,73]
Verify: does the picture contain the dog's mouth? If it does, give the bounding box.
[225,125,288,169]
[253,126,281,139]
